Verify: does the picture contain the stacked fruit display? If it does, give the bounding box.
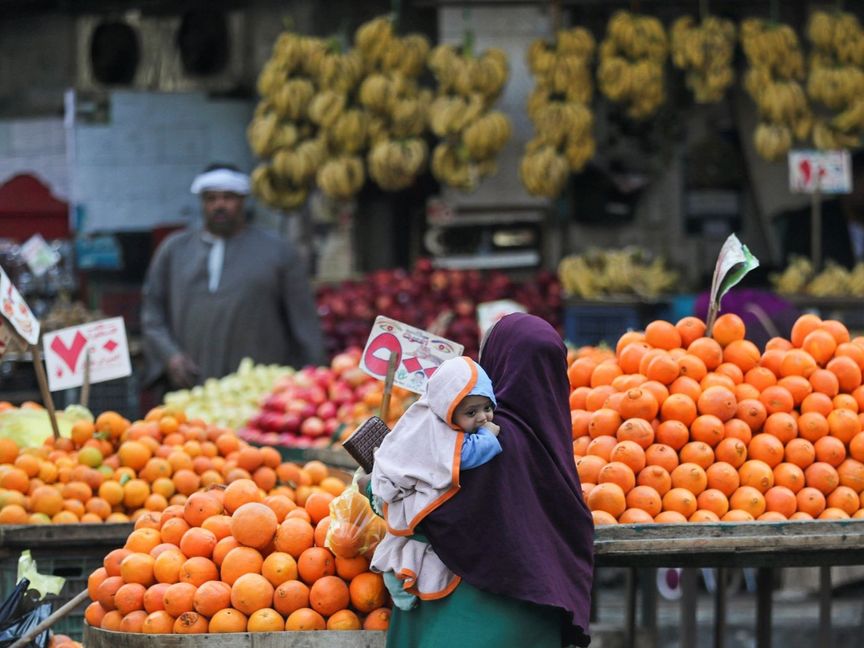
[598,10,668,120]
[164,359,294,432]
[571,314,864,524]
[522,27,596,198]
[741,18,812,161]
[238,348,412,449]
[557,247,680,299]
[315,259,563,359]
[806,10,864,149]
[84,470,391,634]
[427,40,511,191]
[0,407,328,526]
[771,257,864,297]
[670,15,736,103]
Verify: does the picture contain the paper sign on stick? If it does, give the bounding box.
[788,150,852,194]
[360,316,464,395]
[477,300,526,336]
[42,317,131,391]
[0,265,40,345]
[21,234,61,278]
[706,234,760,334]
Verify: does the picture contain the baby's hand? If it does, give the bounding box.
[483,422,500,437]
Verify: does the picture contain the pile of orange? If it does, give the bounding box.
[570,313,864,524]
[0,407,343,525]
[85,474,391,634]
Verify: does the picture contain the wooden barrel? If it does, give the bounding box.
[84,625,388,647]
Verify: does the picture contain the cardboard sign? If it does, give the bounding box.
[477,300,526,336]
[360,316,464,394]
[42,317,131,391]
[0,265,40,345]
[789,150,852,194]
[20,234,61,277]
[706,234,760,333]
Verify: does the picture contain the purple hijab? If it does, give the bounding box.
[421,313,594,646]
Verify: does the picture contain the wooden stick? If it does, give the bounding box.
[380,352,399,421]
[30,344,60,439]
[811,182,823,273]
[8,588,89,648]
[80,348,91,409]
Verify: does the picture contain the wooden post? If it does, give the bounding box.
[812,181,823,272]
[680,568,698,648]
[80,348,92,409]
[8,589,89,648]
[714,568,727,648]
[819,566,832,648]
[30,344,60,439]
[624,567,637,648]
[379,352,399,422]
[756,567,773,648]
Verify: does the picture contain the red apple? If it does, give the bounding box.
[300,416,326,438]
[317,402,337,420]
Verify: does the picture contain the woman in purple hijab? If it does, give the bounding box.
[382,313,594,647]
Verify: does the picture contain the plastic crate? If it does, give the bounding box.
[564,303,642,347]
[0,547,107,641]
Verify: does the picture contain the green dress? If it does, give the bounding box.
[386,578,564,648]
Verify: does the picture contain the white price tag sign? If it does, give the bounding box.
[789,150,852,194]
[0,265,40,345]
[360,316,464,395]
[42,317,131,391]
[476,300,526,336]
[20,234,61,277]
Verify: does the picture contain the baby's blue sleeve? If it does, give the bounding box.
[460,428,502,470]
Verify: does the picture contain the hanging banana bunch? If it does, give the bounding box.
[806,10,864,150]
[521,26,596,198]
[426,40,511,191]
[352,15,432,192]
[741,19,812,161]
[249,33,332,209]
[598,11,668,120]
[670,16,736,103]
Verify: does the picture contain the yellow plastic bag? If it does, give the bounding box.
[325,479,386,559]
[16,550,64,599]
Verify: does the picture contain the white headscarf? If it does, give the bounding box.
[190,168,250,195]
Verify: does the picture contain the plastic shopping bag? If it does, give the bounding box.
[17,552,64,600]
[325,471,387,559]
[0,601,51,648]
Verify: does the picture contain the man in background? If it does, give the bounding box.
[142,163,325,391]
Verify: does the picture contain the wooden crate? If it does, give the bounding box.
[84,625,387,647]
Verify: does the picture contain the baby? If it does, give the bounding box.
[370,356,502,610]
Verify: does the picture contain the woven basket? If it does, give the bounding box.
[342,416,391,473]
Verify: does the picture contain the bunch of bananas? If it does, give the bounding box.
[598,11,668,120]
[353,16,433,192]
[741,19,811,161]
[558,247,680,299]
[522,27,596,198]
[772,257,864,297]
[426,42,511,191]
[316,156,365,201]
[806,10,864,150]
[670,16,736,103]
[249,33,333,209]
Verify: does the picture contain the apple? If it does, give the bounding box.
[279,413,301,434]
[301,416,326,438]
[317,401,337,420]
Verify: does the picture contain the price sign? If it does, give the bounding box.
[477,299,526,336]
[706,234,760,333]
[20,234,61,277]
[42,317,132,391]
[789,150,852,194]
[0,265,40,345]
[360,316,464,395]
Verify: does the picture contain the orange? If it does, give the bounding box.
[814,436,847,467]
[645,320,681,350]
[729,485,766,517]
[348,572,386,613]
[119,610,148,633]
[183,492,223,527]
[644,443,679,473]
[827,485,860,516]
[696,489,729,517]
[780,350,817,378]
[192,580,231,617]
[745,367,777,392]
[661,487,697,517]
[764,485,797,517]
[690,414,724,448]
[174,610,209,634]
[654,510,688,523]
[285,607,326,631]
[748,434,784,468]
[568,358,597,388]
[763,412,798,444]
[715,362,744,385]
[802,329,837,366]
[616,419,654,450]
[576,456,607,484]
[676,317,707,348]
[120,553,156,587]
[597,461,636,493]
[670,376,702,402]
[591,361,623,388]
[838,458,864,492]
[114,582,146,615]
[297,546,337,585]
[791,314,823,348]
[274,579,310,617]
[262,551,298,587]
[220,546,264,586]
[715,438,748,468]
[723,418,753,444]
[678,355,708,382]
[179,527,217,559]
[143,582,170,613]
[721,509,755,522]
[671,463,708,495]
[724,340,761,372]
[828,356,863,392]
[820,319,851,345]
[96,575,124,611]
[818,507,851,520]
[711,313,745,347]
[586,482,627,518]
[660,394,697,426]
[655,420,690,451]
[625,485,662,517]
[679,441,715,471]
[804,462,840,495]
[304,492,335,525]
[827,408,861,444]
[796,486,827,517]
[309,575,350,617]
[637,465,672,495]
[231,573,275,615]
[774,462,806,493]
[618,508,655,524]
[690,509,721,522]
[697,386,737,422]
[688,337,724,370]
[588,408,623,438]
[208,607,248,633]
[586,436,617,461]
[85,601,107,628]
[179,556,219,588]
[797,412,829,443]
[739,459,775,493]
[247,607,284,632]
[705,462,740,497]
[785,438,816,468]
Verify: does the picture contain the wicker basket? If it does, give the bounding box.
[342,416,391,473]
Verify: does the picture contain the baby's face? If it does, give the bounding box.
[452,395,494,433]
